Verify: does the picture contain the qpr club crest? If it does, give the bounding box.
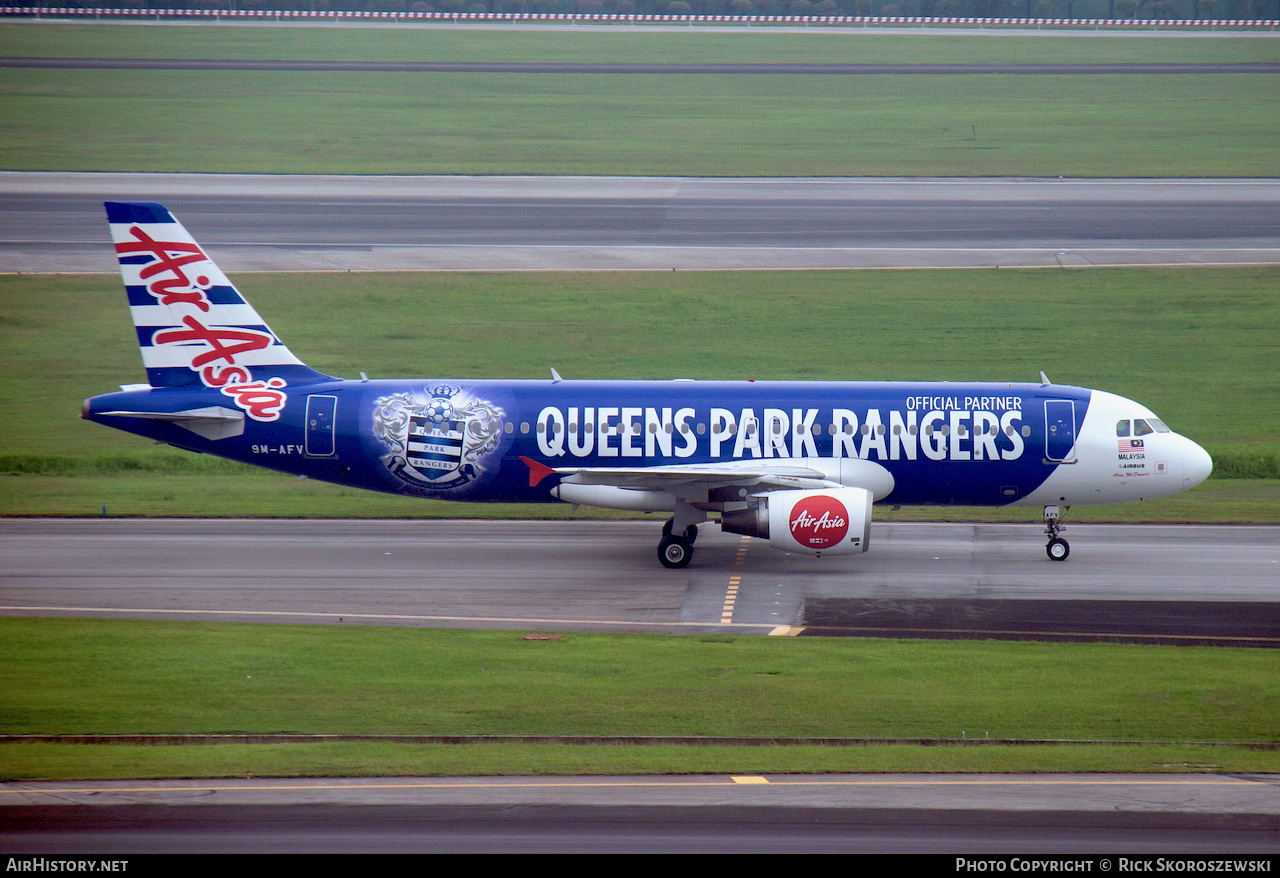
[373,385,505,491]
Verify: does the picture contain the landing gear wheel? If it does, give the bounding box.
[1043,505,1069,562]
[684,524,699,544]
[662,518,674,536]
[658,535,693,569]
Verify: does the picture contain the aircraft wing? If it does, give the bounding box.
[521,456,894,501]
[517,458,839,499]
[541,459,842,494]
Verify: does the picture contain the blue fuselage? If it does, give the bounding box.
[87,378,1087,508]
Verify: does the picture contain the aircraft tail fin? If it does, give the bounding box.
[106,201,332,396]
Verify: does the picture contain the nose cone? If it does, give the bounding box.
[1183,438,1213,490]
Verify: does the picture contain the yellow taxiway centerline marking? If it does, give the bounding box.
[720,535,752,624]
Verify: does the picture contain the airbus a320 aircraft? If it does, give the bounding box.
[83,203,1213,568]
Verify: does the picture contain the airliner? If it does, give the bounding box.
[82,202,1213,568]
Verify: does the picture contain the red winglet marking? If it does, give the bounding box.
[520,456,557,488]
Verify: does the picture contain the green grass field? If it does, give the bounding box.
[5,22,1279,65]
[3,266,1277,519]
[2,618,1277,780]
[9,741,1279,782]
[1,24,1277,175]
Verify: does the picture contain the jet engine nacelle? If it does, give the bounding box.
[721,487,872,555]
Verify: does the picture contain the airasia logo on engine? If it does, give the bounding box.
[788,494,849,550]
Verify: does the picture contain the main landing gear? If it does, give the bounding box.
[1044,505,1069,561]
[658,517,699,569]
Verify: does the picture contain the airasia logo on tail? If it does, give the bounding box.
[789,494,849,550]
[120,222,289,422]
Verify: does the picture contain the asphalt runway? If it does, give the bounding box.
[3,777,1279,853]
[3,519,1276,634]
[3,173,1278,270]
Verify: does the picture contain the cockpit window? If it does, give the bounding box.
[1116,420,1130,437]
[1133,419,1155,436]
[1147,418,1171,433]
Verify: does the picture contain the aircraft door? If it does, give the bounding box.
[1043,400,1076,463]
[305,394,337,457]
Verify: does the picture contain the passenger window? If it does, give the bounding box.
[1134,419,1155,436]
[1116,420,1130,437]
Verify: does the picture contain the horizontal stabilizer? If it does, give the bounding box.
[97,406,245,441]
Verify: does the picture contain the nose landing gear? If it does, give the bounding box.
[1044,505,1069,561]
